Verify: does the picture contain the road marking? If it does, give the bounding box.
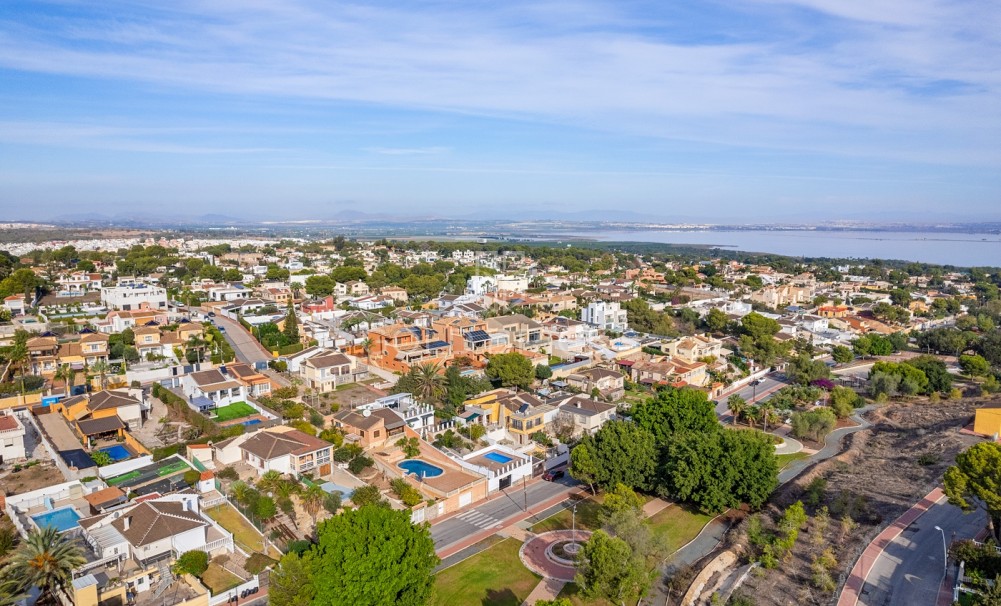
[455,510,502,529]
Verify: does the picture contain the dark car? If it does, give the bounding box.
[207,311,216,317]
[542,468,565,481]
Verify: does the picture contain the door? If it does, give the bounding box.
[319,463,331,476]
[499,475,512,490]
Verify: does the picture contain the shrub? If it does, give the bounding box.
[349,484,384,508]
[389,478,423,507]
[395,437,421,459]
[91,451,113,467]
[175,550,209,576]
[790,408,837,441]
[286,540,312,556]
[183,469,201,486]
[216,466,239,481]
[348,455,373,475]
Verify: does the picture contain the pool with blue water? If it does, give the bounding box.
[398,459,444,478]
[483,452,514,464]
[100,444,131,462]
[31,507,82,532]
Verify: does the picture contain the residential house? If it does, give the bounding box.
[261,287,292,305]
[2,295,25,316]
[58,389,147,433]
[542,316,600,343]
[549,395,617,437]
[581,300,629,333]
[238,427,333,477]
[564,367,625,400]
[750,284,814,308]
[57,271,103,293]
[664,334,722,364]
[380,286,409,303]
[485,314,545,350]
[226,362,273,398]
[100,280,168,310]
[367,323,450,372]
[300,351,368,392]
[331,407,407,449]
[0,413,27,463]
[180,368,248,412]
[207,283,248,302]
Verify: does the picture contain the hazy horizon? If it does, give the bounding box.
[1,1,999,221]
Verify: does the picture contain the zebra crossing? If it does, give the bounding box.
[454,509,502,530]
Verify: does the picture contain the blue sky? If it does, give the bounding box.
[1,0,999,222]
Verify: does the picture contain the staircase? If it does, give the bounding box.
[151,559,175,599]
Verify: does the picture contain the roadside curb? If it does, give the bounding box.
[836,487,945,606]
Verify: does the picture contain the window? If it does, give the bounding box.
[373,430,380,437]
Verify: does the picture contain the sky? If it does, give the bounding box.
[0,0,999,223]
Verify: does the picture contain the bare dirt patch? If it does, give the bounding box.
[709,396,985,606]
[0,463,66,495]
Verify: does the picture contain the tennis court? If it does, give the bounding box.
[213,401,257,422]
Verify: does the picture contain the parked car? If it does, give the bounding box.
[542,468,565,482]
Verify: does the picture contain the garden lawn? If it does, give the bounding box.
[213,401,257,422]
[776,451,809,469]
[433,538,540,606]
[205,503,265,553]
[200,563,243,595]
[557,582,626,606]
[647,504,714,553]
[530,496,604,533]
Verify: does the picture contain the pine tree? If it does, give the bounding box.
[283,303,300,344]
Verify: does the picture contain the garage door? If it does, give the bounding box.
[459,492,472,507]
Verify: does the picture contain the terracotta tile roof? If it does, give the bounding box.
[239,429,331,460]
[111,501,207,547]
[0,415,20,432]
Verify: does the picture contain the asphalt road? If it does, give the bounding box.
[211,314,272,365]
[714,373,788,417]
[431,476,578,550]
[860,500,987,606]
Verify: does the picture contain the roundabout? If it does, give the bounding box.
[519,530,592,582]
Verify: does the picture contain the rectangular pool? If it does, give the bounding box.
[100,444,132,462]
[31,507,82,532]
[483,452,514,464]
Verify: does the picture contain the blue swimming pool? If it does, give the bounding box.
[483,452,514,464]
[242,419,262,427]
[398,459,444,478]
[100,445,131,462]
[31,507,82,532]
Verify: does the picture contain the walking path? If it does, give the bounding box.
[837,487,945,606]
[522,578,566,606]
[642,497,673,518]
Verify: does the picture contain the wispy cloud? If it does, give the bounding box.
[364,146,449,156]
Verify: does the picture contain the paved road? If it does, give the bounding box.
[859,501,987,606]
[211,314,271,365]
[431,477,578,551]
[714,373,788,417]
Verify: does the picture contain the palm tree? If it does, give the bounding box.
[300,485,325,525]
[229,480,251,505]
[360,338,372,360]
[186,335,208,364]
[90,360,110,391]
[2,526,85,604]
[274,478,300,500]
[0,579,26,606]
[758,401,775,432]
[1,336,28,387]
[257,470,284,495]
[410,362,445,403]
[727,395,747,426]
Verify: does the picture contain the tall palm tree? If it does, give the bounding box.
[727,395,747,426]
[758,401,775,432]
[410,362,445,403]
[2,337,28,387]
[229,480,251,505]
[360,338,372,360]
[300,485,325,525]
[274,478,300,500]
[2,526,85,604]
[90,360,110,391]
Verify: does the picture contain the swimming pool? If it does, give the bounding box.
[483,452,514,464]
[242,419,262,427]
[31,507,82,532]
[100,444,131,462]
[398,459,444,478]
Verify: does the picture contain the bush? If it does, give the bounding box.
[175,550,209,576]
[389,478,423,507]
[349,484,384,508]
[286,540,312,556]
[183,469,201,486]
[790,408,837,442]
[91,451,113,467]
[152,444,183,461]
[348,455,373,475]
[395,437,421,458]
[216,466,239,481]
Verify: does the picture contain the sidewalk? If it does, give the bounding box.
[836,487,945,606]
[522,578,566,606]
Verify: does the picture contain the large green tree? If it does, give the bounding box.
[307,506,438,605]
[572,421,657,492]
[268,552,316,606]
[575,530,651,604]
[632,388,719,445]
[945,442,1001,540]
[660,428,778,514]
[484,352,534,390]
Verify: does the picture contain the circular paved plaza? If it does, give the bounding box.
[519,530,592,582]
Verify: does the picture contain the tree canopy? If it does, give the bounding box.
[485,352,535,390]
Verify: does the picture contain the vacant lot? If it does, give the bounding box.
[433,538,540,606]
[722,397,983,606]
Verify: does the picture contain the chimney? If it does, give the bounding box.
[123,516,131,531]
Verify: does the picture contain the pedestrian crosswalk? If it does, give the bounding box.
[454,509,502,530]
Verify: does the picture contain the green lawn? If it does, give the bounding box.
[557,582,625,606]
[530,495,604,533]
[205,503,265,553]
[213,401,257,422]
[776,451,809,469]
[106,470,140,486]
[200,563,243,595]
[646,504,714,553]
[433,538,540,606]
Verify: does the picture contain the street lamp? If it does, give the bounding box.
[934,525,948,577]
[572,503,578,546]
